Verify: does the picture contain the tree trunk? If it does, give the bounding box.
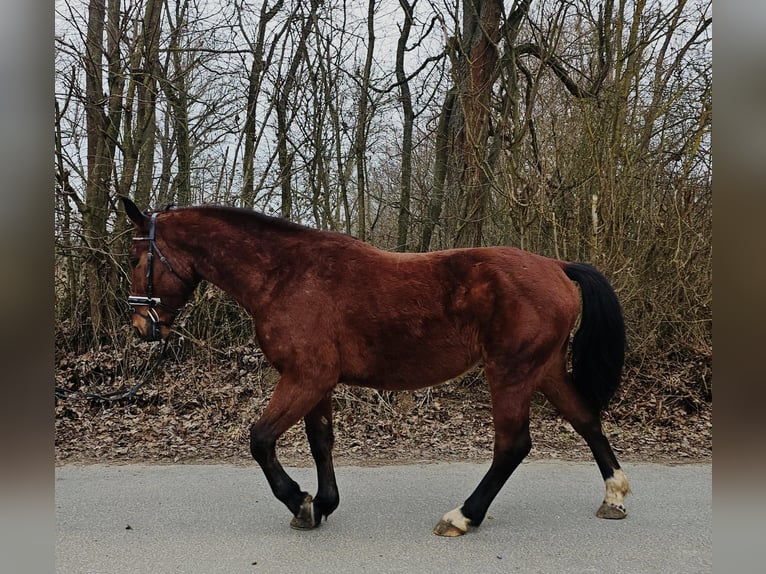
[242,56,262,208]
[420,89,456,252]
[161,0,192,206]
[273,1,319,219]
[83,0,122,342]
[452,0,503,248]
[395,0,415,252]
[353,0,377,241]
[135,0,163,208]
[242,1,283,207]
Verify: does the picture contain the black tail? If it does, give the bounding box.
[563,263,626,412]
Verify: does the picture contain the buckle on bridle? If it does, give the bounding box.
[127,296,180,317]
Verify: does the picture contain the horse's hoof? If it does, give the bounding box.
[434,507,471,536]
[289,494,316,530]
[596,502,627,519]
[433,519,468,537]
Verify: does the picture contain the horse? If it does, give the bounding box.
[120,196,631,536]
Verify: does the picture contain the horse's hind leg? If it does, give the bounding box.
[434,361,536,537]
[540,364,631,519]
[249,373,336,530]
[302,392,339,526]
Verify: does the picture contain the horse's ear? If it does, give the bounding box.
[120,196,148,228]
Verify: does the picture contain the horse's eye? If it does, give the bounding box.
[130,258,139,268]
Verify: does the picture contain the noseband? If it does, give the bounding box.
[128,212,192,338]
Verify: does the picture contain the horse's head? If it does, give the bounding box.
[122,197,198,341]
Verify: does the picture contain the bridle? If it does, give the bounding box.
[128,212,193,339]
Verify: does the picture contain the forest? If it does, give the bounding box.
[54,0,712,462]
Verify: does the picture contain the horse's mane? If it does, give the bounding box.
[170,204,319,237]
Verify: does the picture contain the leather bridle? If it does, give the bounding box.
[128,212,193,339]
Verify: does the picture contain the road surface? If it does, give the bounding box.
[56,461,711,573]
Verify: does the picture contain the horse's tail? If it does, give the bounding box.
[562,262,626,412]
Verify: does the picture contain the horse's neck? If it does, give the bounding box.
[179,215,284,309]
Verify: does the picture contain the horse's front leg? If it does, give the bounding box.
[301,392,339,528]
[249,373,335,530]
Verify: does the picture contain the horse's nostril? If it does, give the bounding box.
[132,324,148,340]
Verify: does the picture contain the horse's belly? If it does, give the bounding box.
[341,337,481,391]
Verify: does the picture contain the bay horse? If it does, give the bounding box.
[121,197,630,536]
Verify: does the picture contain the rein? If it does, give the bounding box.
[54,339,169,403]
[128,211,193,339]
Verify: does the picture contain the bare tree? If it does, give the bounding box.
[240,0,284,207]
[350,0,379,241]
[81,0,125,341]
[160,0,192,206]
[450,0,504,247]
[134,0,163,208]
[394,0,415,251]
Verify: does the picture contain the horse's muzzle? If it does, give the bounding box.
[131,309,169,342]
[128,296,178,342]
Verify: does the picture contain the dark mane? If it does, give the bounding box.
[171,204,324,237]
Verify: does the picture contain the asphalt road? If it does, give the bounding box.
[55,461,711,573]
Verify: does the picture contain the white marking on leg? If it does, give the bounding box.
[441,507,471,533]
[603,468,631,509]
